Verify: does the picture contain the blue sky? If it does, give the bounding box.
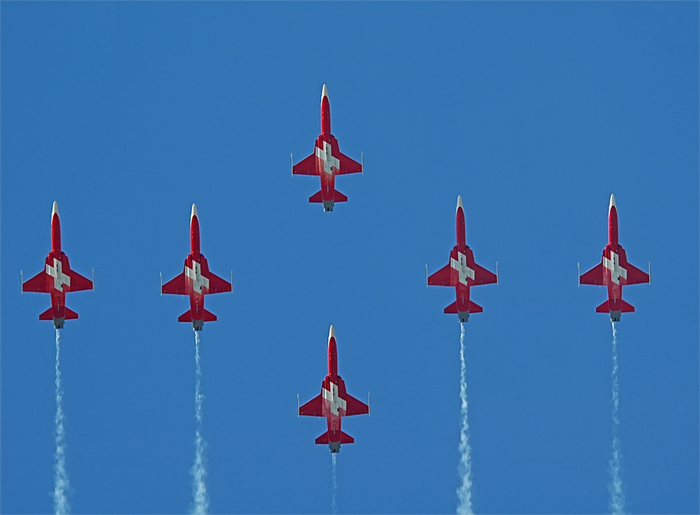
[2,2,698,514]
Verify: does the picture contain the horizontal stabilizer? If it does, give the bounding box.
[178,309,218,323]
[445,300,482,314]
[309,190,323,203]
[333,190,348,203]
[596,299,635,314]
[315,431,355,445]
[444,301,458,314]
[620,299,635,313]
[39,306,78,321]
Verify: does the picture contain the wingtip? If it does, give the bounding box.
[52,201,59,218]
[191,203,198,220]
[322,84,328,100]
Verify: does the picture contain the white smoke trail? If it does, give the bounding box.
[191,331,209,515]
[457,323,474,515]
[609,321,625,514]
[331,453,338,514]
[53,329,70,515]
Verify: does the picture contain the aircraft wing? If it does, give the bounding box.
[293,152,320,176]
[336,151,362,176]
[471,262,497,286]
[580,262,605,285]
[299,393,324,417]
[203,270,232,294]
[65,268,93,292]
[342,392,369,416]
[428,263,454,287]
[162,272,187,295]
[624,262,650,285]
[22,270,48,293]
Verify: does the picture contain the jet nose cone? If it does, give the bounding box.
[457,195,463,211]
[191,203,198,220]
[329,324,335,341]
[609,194,616,211]
[322,84,329,101]
[52,201,59,218]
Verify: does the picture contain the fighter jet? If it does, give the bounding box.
[291,84,363,212]
[579,194,650,321]
[21,201,93,328]
[298,325,369,453]
[427,195,498,323]
[161,204,231,331]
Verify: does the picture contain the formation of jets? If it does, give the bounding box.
[21,86,650,453]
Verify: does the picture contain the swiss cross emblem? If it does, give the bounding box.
[603,251,627,285]
[451,252,475,286]
[46,258,70,291]
[185,260,209,293]
[323,382,347,415]
[315,141,340,175]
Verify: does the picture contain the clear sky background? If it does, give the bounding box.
[2,3,698,514]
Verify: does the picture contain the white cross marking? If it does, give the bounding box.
[185,260,209,294]
[603,251,627,285]
[46,258,70,291]
[323,382,347,416]
[451,252,475,286]
[315,141,340,175]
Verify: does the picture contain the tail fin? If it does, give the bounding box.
[334,190,348,203]
[309,190,323,203]
[315,431,355,445]
[39,307,78,321]
[595,300,635,313]
[178,309,218,323]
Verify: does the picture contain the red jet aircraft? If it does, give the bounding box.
[292,84,363,212]
[22,201,93,328]
[579,194,650,321]
[161,204,231,331]
[298,325,369,453]
[427,196,498,323]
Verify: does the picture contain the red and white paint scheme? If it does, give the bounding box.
[298,325,369,453]
[427,195,498,323]
[22,201,93,328]
[161,204,231,331]
[292,84,363,212]
[579,194,649,322]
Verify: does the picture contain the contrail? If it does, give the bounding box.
[53,329,70,515]
[609,321,625,514]
[191,331,209,515]
[457,323,474,515]
[331,453,338,514]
